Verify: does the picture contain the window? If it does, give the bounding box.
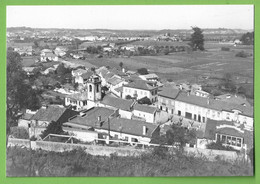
[125,136,129,141]
[89,85,92,92]
[96,85,99,92]
[222,135,226,143]
[140,91,143,95]
[232,137,236,146]
[165,100,168,104]
[237,138,242,147]
[217,134,221,142]
[227,136,231,145]
[226,113,230,120]
[178,111,181,116]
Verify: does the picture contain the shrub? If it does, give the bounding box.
[10,127,29,139]
[137,68,149,75]
[152,145,168,158]
[137,97,152,105]
[206,141,238,152]
[235,50,250,58]
[221,47,230,51]
[125,95,132,100]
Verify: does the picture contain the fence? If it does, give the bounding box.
[7,138,147,156]
[7,138,246,161]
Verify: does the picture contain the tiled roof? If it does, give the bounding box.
[204,119,244,140]
[67,92,88,101]
[68,107,115,127]
[134,103,157,114]
[107,76,124,86]
[139,73,159,79]
[124,80,157,91]
[104,117,158,138]
[72,68,88,76]
[175,91,253,117]
[101,95,134,111]
[216,127,244,138]
[66,107,158,138]
[114,86,123,93]
[31,106,67,122]
[21,113,34,120]
[158,87,180,99]
[81,71,94,80]
[215,94,251,107]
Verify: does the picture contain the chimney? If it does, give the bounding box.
[143,125,147,135]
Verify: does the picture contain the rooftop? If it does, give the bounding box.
[133,103,157,114]
[31,106,67,122]
[101,95,134,111]
[158,86,180,99]
[66,107,158,138]
[175,91,253,117]
[124,80,158,91]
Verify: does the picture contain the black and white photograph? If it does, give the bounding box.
[6,5,254,176]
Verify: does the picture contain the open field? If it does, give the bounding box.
[75,42,253,84]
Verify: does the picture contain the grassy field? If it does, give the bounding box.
[77,42,253,84]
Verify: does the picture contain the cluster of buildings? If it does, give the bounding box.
[8,29,253,154]
[17,62,254,152]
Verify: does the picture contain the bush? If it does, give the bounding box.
[221,47,230,51]
[235,51,250,58]
[125,95,132,100]
[137,68,149,75]
[206,141,238,152]
[152,145,168,158]
[137,97,152,105]
[10,127,29,139]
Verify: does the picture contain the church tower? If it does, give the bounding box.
[87,74,102,101]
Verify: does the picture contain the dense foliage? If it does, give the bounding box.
[6,51,42,145]
[6,147,253,176]
[240,32,254,45]
[206,141,238,152]
[189,27,204,51]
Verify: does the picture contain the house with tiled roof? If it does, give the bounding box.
[158,86,180,114]
[139,73,159,82]
[122,80,159,103]
[158,86,253,130]
[132,103,157,123]
[99,94,157,123]
[99,94,134,119]
[29,105,78,138]
[63,107,160,144]
[40,49,58,62]
[197,119,253,152]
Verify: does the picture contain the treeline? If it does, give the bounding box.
[6,147,253,177]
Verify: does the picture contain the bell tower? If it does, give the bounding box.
[87,74,102,101]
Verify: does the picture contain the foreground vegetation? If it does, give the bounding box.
[6,147,253,177]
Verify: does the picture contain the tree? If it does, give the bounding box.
[6,51,28,145]
[166,124,196,148]
[40,121,65,139]
[137,68,149,75]
[189,27,205,51]
[119,62,123,69]
[137,97,152,105]
[240,32,254,45]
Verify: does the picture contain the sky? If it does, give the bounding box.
[6,5,254,30]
